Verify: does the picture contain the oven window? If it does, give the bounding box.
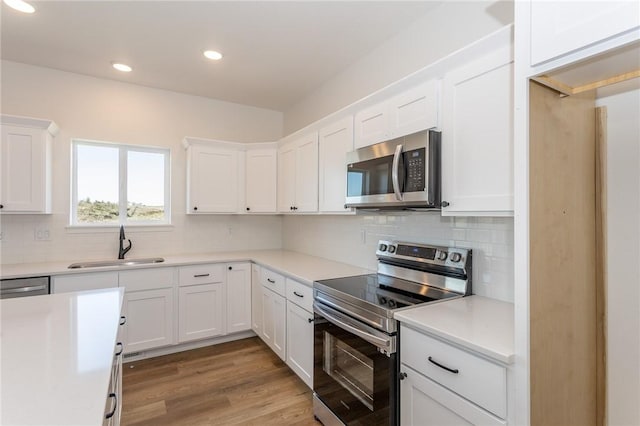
[324,331,375,410]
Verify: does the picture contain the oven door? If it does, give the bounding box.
[313,301,398,425]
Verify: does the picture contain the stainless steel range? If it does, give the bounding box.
[312,240,472,425]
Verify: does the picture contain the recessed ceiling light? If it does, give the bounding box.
[203,50,223,61]
[112,62,133,73]
[3,0,35,13]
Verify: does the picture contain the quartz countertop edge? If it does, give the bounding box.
[394,295,515,365]
[0,250,373,285]
[0,287,125,426]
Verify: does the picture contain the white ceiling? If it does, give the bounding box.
[1,1,442,111]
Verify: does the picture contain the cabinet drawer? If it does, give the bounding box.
[285,278,313,312]
[260,267,285,296]
[179,264,225,286]
[119,268,174,292]
[401,325,507,419]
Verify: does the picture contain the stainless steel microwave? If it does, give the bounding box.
[345,129,441,209]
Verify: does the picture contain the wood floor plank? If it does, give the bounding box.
[121,337,319,426]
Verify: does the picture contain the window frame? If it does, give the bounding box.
[71,139,171,227]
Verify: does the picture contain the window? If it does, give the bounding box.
[71,140,170,226]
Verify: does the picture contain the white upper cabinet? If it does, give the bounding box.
[441,37,514,216]
[245,146,277,213]
[0,115,58,214]
[278,132,318,213]
[318,116,354,213]
[185,141,239,213]
[530,0,640,66]
[354,80,439,149]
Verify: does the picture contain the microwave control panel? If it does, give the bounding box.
[404,148,425,192]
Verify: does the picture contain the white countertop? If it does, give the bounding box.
[394,296,515,364]
[0,250,372,285]
[0,288,124,425]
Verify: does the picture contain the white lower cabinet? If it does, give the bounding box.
[123,288,174,353]
[178,283,225,342]
[400,325,507,425]
[251,264,262,334]
[178,264,225,343]
[53,271,119,293]
[226,262,251,333]
[120,268,176,354]
[261,285,286,361]
[104,305,124,426]
[286,299,313,388]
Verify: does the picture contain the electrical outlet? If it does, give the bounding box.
[34,226,50,241]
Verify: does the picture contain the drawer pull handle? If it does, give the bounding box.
[119,316,126,326]
[194,273,210,278]
[293,291,304,298]
[428,356,459,374]
[105,393,117,419]
[115,342,124,356]
[267,278,275,284]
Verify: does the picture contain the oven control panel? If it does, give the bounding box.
[376,240,469,268]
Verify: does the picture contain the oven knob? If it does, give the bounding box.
[438,251,448,261]
[451,252,462,263]
[379,243,388,252]
[388,245,396,254]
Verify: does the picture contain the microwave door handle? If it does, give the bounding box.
[392,144,403,201]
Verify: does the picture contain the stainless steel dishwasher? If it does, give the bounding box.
[0,276,50,299]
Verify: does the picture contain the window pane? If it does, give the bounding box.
[76,144,119,223]
[127,151,166,222]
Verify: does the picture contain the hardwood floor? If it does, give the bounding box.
[121,337,320,425]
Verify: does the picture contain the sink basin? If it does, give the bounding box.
[68,257,165,269]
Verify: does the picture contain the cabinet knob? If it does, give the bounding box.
[308,318,314,323]
[119,316,126,326]
[228,266,232,270]
[441,201,450,208]
[115,342,123,356]
[0,204,4,209]
[246,207,250,211]
[290,206,294,211]
[399,372,407,380]
[193,206,198,211]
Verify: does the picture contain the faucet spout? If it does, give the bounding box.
[118,225,132,259]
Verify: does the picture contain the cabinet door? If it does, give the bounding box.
[226,263,251,334]
[441,46,513,216]
[286,301,313,388]
[124,288,174,353]
[530,1,640,66]
[400,366,506,426]
[178,283,224,342]
[319,117,354,213]
[53,272,119,293]
[294,133,319,212]
[354,101,389,149]
[277,142,297,212]
[187,145,239,213]
[388,80,439,138]
[261,286,286,361]
[245,148,277,213]
[0,125,49,213]
[251,264,262,335]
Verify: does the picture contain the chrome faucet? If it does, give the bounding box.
[118,225,132,259]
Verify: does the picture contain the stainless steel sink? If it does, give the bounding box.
[68,257,165,269]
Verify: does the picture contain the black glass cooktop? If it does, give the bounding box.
[315,273,458,312]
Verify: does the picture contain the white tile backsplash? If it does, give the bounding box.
[0,213,283,265]
[283,212,514,302]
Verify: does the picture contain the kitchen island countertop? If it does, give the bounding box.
[0,287,124,425]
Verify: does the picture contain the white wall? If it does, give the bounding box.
[0,61,284,264]
[596,82,640,426]
[283,214,514,302]
[283,0,513,134]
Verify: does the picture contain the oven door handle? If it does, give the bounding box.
[314,302,394,354]
[391,144,403,201]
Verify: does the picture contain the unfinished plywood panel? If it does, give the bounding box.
[595,106,607,426]
[529,80,597,426]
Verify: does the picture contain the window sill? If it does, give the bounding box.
[66,224,174,233]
